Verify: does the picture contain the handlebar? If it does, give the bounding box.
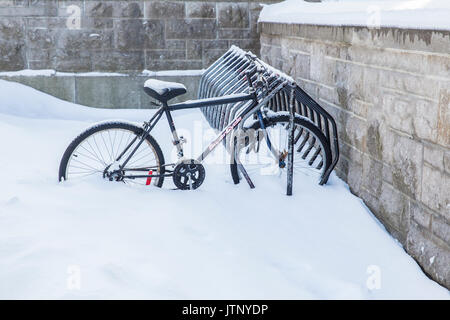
[244,52,282,93]
[244,71,254,88]
[245,53,267,74]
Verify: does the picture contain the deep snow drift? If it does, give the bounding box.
[0,79,447,299]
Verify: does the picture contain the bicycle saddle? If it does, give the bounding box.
[144,79,187,103]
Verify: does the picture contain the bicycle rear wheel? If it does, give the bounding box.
[59,121,165,187]
[231,114,331,186]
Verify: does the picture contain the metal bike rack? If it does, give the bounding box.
[198,46,339,185]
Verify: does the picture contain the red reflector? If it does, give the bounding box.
[145,170,153,186]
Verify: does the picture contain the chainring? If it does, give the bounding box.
[172,159,206,190]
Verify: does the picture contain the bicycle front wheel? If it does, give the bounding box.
[59,121,165,187]
[231,114,332,186]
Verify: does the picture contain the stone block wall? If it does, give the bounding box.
[260,22,450,288]
[0,0,277,72]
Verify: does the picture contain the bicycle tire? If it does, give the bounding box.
[59,121,165,187]
[230,114,332,185]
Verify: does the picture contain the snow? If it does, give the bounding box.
[0,69,129,77]
[142,69,205,77]
[0,79,448,299]
[63,72,128,77]
[144,79,187,95]
[0,69,58,77]
[230,45,295,83]
[0,69,205,78]
[259,0,450,31]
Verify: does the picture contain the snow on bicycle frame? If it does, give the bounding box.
[198,46,339,187]
[59,46,339,194]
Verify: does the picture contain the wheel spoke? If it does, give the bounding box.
[78,144,105,165]
[70,159,103,172]
[64,126,162,186]
[115,130,126,160]
[127,151,156,167]
[91,135,107,165]
[74,149,104,165]
[100,131,113,162]
[107,130,115,160]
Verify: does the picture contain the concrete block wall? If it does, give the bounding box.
[0,73,201,107]
[0,0,277,72]
[260,22,450,288]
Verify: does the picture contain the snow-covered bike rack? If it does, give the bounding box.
[198,46,339,185]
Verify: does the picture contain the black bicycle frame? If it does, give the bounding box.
[117,90,258,179]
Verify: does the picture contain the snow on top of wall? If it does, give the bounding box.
[142,69,205,76]
[0,69,58,77]
[0,69,205,77]
[0,70,129,77]
[259,0,450,31]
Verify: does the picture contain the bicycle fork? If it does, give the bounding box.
[234,110,284,190]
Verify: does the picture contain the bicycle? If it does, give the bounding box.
[59,58,332,191]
